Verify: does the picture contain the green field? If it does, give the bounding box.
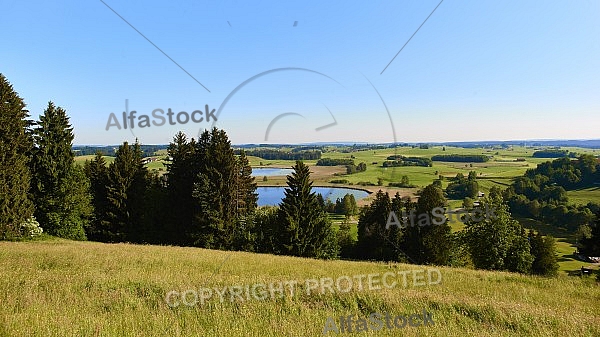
[74,145,600,275]
[1,239,598,336]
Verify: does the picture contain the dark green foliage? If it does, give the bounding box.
[356,191,407,261]
[388,175,414,188]
[403,184,452,265]
[333,194,358,217]
[462,194,533,273]
[165,132,198,244]
[528,230,559,276]
[239,148,321,160]
[383,156,432,167]
[532,149,569,158]
[251,206,280,254]
[30,101,90,240]
[0,74,35,238]
[346,162,367,174]
[446,172,479,199]
[317,158,355,166]
[580,215,600,256]
[277,161,338,259]
[83,153,110,241]
[505,155,600,230]
[103,141,148,242]
[431,154,489,162]
[192,129,240,249]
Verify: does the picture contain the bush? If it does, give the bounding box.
[20,216,44,238]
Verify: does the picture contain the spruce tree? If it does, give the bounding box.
[356,190,394,260]
[192,128,238,249]
[104,141,148,242]
[0,74,34,238]
[165,132,198,244]
[83,152,110,241]
[415,184,452,265]
[277,161,338,258]
[30,101,90,240]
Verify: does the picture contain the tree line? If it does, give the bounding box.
[431,154,489,162]
[236,149,321,161]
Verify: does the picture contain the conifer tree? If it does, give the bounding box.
[104,141,148,242]
[356,190,393,260]
[411,184,452,265]
[165,132,198,244]
[277,161,338,258]
[83,152,110,241]
[30,101,90,240]
[192,128,238,249]
[0,74,34,238]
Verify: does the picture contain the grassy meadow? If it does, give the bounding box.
[1,239,599,336]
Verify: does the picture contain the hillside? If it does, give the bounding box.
[1,240,598,336]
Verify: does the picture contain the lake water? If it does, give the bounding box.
[251,167,294,177]
[257,186,369,206]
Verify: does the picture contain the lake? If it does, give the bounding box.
[257,186,369,206]
[251,167,294,177]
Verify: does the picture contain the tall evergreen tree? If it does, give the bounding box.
[165,132,198,244]
[414,184,452,265]
[192,128,239,249]
[83,152,110,241]
[235,150,258,217]
[277,161,338,258]
[104,141,148,242]
[0,74,34,238]
[30,101,90,240]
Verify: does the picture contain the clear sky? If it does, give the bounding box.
[2,0,599,145]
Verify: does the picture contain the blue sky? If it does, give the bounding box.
[2,0,599,145]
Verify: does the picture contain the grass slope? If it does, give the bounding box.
[1,240,599,336]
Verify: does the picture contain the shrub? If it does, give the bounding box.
[20,216,44,238]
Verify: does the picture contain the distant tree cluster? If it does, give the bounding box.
[503,156,600,231]
[237,149,321,160]
[346,162,367,174]
[388,175,414,188]
[446,171,479,199]
[73,145,167,157]
[322,194,358,217]
[383,155,432,167]
[532,149,570,158]
[317,158,355,166]
[431,154,489,163]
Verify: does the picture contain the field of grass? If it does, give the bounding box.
[1,239,599,336]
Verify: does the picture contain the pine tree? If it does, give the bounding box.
[0,74,34,238]
[30,101,90,240]
[277,161,338,258]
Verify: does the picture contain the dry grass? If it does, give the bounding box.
[1,239,599,336]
